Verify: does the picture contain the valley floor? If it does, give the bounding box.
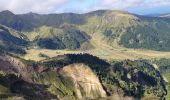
[22,33,170,61]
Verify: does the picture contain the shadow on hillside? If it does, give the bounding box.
[0,73,57,99]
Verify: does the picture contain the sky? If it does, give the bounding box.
[0,0,170,15]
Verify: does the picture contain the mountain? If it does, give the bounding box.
[81,10,170,51]
[0,10,86,32]
[1,10,170,52]
[0,52,167,99]
[0,11,92,52]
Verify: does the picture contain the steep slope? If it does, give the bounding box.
[62,64,106,99]
[0,25,28,54]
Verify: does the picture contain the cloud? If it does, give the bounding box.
[103,0,120,5]
[100,0,170,9]
[0,0,170,14]
[0,0,70,14]
[148,0,170,7]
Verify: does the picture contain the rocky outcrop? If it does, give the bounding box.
[62,63,106,99]
[0,53,33,82]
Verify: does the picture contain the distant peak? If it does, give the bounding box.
[159,13,170,18]
[0,10,14,15]
[27,12,39,15]
[86,9,132,17]
[85,10,109,16]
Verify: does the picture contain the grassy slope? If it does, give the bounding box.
[24,25,91,50]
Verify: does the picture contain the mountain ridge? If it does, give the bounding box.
[1,10,170,53]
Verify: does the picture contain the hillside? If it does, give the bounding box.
[0,52,167,99]
[0,25,28,54]
[26,25,91,50]
[80,10,170,51]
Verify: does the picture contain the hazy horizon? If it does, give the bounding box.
[1,9,170,16]
[0,0,170,15]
